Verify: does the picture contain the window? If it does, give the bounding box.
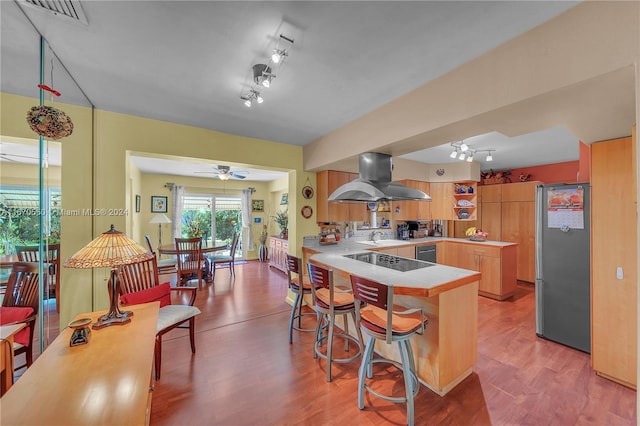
[181,194,242,258]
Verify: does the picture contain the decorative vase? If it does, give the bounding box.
[280,228,288,240]
[258,233,268,262]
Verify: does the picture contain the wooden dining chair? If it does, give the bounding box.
[117,254,201,380]
[16,244,60,313]
[175,237,203,287]
[144,235,177,275]
[0,262,40,370]
[208,232,239,278]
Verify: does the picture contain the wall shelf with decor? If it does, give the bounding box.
[453,181,477,220]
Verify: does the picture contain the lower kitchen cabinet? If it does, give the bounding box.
[268,236,288,273]
[442,241,517,300]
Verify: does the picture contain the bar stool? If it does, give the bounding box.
[350,274,428,426]
[308,262,364,382]
[286,254,318,343]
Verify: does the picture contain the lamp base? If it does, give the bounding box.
[92,311,132,329]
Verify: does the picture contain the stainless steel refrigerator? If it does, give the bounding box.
[535,183,590,353]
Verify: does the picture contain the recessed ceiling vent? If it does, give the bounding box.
[20,0,89,25]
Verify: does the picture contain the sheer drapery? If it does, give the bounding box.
[172,185,185,241]
[241,189,254,252]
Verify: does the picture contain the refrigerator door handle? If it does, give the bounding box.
[535,278,544,335]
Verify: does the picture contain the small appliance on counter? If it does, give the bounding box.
[397,224,409,240]
[407,221,431,239]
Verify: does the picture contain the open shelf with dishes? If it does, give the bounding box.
[453,181,477,220]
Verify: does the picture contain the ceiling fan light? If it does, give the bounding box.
[219,173,231,181]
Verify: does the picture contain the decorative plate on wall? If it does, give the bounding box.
[301,205,313,219]
[302,185,314,199]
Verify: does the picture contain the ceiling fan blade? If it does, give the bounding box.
[230,172,246,179]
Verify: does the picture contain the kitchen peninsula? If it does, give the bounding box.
[303,238,482,396]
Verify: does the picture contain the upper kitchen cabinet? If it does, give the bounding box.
[316,171,367,222]
[429,182,455,221]
[392,180,431,220]
[480,185,502,240]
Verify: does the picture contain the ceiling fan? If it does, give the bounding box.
[0,152,39,163]
[195,165,248,180]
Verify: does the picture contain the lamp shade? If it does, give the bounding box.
[64,224,152,269]
[149,213,172,224]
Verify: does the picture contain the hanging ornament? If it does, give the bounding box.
[26,105,74,140]
[26,83,73,140]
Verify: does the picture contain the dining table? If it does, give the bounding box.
[159,242,228,282]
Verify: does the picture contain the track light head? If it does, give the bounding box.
[486,152,493,162]
[450,149,458,159]
[460,142,469,152]
[244,99,252,107]
[458,151,466,160]
[466,153,474,162]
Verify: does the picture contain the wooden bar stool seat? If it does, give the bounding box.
[350,273,428,426]
[308,263,364,382]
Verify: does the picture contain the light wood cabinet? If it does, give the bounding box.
[591,132,637,388]
[500,181,539,282]
[442,241,517,300]
[429,182,455,220]
[393,180,431,220]
[316,171,367,222]
[268,236,288,274]
[480,201,501,241]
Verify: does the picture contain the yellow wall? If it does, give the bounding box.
[0,162,61,187]
[1,92,309,326]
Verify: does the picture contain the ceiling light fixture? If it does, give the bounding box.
[460,142,469,152]
[241,33,294,107]
[466,152,474,162]
[486,151,493,162]
[458,151,466,160]
[450,148,458,159]
[449,141,496,163]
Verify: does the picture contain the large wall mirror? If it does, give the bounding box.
[1,1,94,358]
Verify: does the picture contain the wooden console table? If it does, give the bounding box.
[0,303,159,425]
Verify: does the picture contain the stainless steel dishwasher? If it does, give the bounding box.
[415,244,437,263]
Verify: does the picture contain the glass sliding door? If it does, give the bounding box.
[181,194,243,258]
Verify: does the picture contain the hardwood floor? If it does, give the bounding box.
[147,261,636,425]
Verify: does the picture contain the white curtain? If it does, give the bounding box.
[241,189,254,252]
[172,185,185,242]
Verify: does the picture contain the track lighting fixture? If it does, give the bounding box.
[240,33,294,107]
[241,89,262,108]
[449,141,495,163]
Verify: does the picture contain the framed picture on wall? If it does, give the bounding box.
[252,199,264,212]
[151,196,168,213]
[254,217,262,224]
[135,195,141,213]
[280,193,288,205]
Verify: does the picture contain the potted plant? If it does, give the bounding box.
[273,209,288,239]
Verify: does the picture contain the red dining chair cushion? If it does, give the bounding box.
[0,306,34,346]
[120,283,172,308]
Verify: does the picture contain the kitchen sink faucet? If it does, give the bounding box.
[369,230,384,242]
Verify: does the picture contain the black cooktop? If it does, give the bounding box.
[344,252,434,272]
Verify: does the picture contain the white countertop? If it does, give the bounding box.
[303,237,487,297]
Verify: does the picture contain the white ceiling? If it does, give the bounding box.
[0,1,587,179]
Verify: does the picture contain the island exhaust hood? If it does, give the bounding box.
[328,152,431,202]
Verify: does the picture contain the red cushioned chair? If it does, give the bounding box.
[1,262,40,370]
[117,255,200,380]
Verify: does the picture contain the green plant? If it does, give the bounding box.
[273,209,288,231]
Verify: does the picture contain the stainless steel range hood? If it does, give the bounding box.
[328,152,431,202]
